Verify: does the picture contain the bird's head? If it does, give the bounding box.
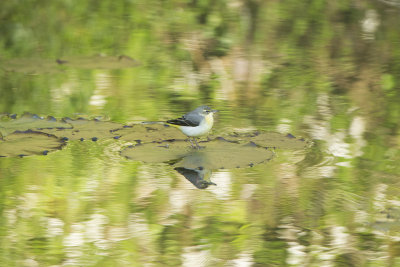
[197,105,218,116]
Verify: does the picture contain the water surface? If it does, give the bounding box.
[1,1,400,266]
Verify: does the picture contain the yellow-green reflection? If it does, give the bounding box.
[1,0,400,266]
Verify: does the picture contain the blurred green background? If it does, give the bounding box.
[1,0,400,266]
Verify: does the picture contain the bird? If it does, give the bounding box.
[166,105,218,149]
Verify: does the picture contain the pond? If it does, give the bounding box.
[1,1,400,266]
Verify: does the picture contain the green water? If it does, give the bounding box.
[1,1,400,266]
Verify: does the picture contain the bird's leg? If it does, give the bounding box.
[188,137,196,149]
[193,138,201,149]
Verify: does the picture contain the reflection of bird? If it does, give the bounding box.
[175,167,216,189]
[166,106,218,149]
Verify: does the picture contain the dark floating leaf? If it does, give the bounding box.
[122,139,275,170]
[0,113,72,137]
[0,130,66,157]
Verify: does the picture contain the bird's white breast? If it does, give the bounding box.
[180,113,214,137]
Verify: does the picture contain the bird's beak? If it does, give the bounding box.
[212,109,218,113]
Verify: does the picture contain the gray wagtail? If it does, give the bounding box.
[167,105,218,149]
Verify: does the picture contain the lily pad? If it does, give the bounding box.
[1,58,62,74]
[221,131,309,150]
[41,118,123,141]
[0,130,66,157]
[0,113,72,137]
[121,139,275,170]
[57,55,139,69]
[121,141,190,163]
[1,55,138,73]
[114,123,187,143]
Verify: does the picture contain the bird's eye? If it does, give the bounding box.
[205,110,210,114]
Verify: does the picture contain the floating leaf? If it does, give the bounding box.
[57,54,139,69]
[1,55,138,74]
[41,118,123,141]
[173,140,275,169]
[0,113,309,162]
[0,130,66,157]
[0,113,71,137]
[114,123,187,143]
[0,58,62,74]
[121,141,189,163]
[122,139,274,170]
[221,131,309,150]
